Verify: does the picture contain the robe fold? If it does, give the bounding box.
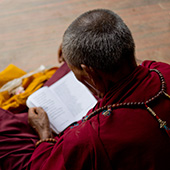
[0,61,170,170]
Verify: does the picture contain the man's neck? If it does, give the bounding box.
[98,62,138,97]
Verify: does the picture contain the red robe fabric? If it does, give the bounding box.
[0,61,170,170]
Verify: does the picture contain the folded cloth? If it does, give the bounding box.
[0,64,67,170]
[0,64,57,113]
[0,64,26,88]
[0,65,46,94]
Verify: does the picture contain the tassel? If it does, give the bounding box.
[164,125,170,138]
[162,91,170,137]
[164,125,170,137]
[145,103,170,138]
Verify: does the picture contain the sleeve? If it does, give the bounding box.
[62,121,113,170]
[27,120,112,170]
[62,137,93,170]
[27,138,66,170]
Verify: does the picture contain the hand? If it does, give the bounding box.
[28,107,52,140]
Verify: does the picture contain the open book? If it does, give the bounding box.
[26,71,97,134]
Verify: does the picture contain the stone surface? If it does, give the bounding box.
[0,0,169,71]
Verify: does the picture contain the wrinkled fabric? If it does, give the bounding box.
[0,65,57,113]
[0,63,68,170]
[0,61,170,170]
[0,108,38,170]
[28,61,170,170]
[0,64,26,88]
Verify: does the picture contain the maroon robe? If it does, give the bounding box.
[0,61,170,170]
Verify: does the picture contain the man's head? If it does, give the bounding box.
[62,9,137,97]
[62,9,136,73]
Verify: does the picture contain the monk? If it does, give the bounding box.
[0,9,170,170]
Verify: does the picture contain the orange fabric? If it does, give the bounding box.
[0,64,26,88]
[0,65,57,113]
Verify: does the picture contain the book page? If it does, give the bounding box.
[26,86,76,134]
[26,98,36,108]
[50,71,97,121]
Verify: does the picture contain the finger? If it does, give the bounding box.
[28,107,37,116]
[28,108,38,124]
[36,107,47,116]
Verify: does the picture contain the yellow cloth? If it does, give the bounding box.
[0,64,26,88]
[0,64,57,113]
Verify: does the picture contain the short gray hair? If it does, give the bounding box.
[62,9,135,72]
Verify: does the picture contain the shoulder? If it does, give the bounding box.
[141,60,170,71]
[142,60,170,82]
[141,60,170,99]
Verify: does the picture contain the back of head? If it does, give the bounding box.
[62,9,136,73]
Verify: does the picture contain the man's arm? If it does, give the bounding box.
[27,107,66,170]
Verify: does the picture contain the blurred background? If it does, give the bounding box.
[0,0,169,72]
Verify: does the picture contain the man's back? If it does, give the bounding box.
[62,60,170,170]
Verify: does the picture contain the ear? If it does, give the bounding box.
[58,43,65,63]
[81,64,100,86]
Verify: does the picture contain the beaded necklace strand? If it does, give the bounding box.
[82,69,170,138]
